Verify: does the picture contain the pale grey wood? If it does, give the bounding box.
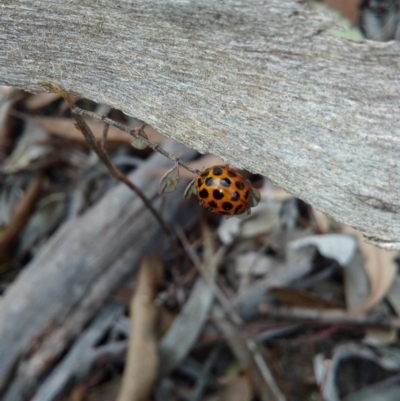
[1,0,399,248]
[0,142,197,399]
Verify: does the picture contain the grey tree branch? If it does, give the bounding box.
[1,0,399,248]
[0,142,197,399]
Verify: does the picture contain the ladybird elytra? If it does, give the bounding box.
[194,165,253,215]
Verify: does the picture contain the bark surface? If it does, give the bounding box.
[1,0,399,248]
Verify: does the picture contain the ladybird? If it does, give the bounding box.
[184,165,260,217]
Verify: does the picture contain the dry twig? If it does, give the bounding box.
[259,304,400,330]
[176,227,287,401]
[72,107,199,175]
[41,83,180,263]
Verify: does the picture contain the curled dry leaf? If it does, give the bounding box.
[288,234,358,267]
[343,227,397,312]
[360,247,397,313]
[316,343,400,401]
[157,165,179,194]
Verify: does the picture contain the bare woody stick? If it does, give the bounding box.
[41,83,179,261]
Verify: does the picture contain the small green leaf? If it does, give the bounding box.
[249,187,261,208]
[131,130,148,150]
[158,165,180,194]
[184,178,197,199]
[235,209,251,219]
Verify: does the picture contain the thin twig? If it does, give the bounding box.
[101,122,109,150]
[41,83,180,263]
[72,107,200,175]
[190,345,221,401]
[259,304,400,330]
[175,226,287,401]
[175,226,236,322]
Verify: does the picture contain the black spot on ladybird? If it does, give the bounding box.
[213,189,224,200]
[205,177,215,186]
[235,205,243,213]
[227,170,237,177]
[222,202,233,211]
[213,166,223,175]
[235,181,245,190]
[199,189,209,199]
[231,192,240,202]
[209,200,218,208]
[220,178,231,187]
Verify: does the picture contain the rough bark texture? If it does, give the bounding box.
[0,0,399,248]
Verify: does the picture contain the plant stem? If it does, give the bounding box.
[72,107,200,175]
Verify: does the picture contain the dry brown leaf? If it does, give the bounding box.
[0,171,44,265]
[0,90,25,158]
[343,226,397,312]
[23,93,61,110]
[269,287,338,310]
[29,116,133,146]
[27,116,168,150]
[116,256,163,401]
